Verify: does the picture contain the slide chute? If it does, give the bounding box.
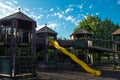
[49,40,101,76]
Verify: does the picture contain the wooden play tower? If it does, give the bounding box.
[112,28,120,69]
[70,28,92,64]
[36,24,57,68]
[0,10,37,79]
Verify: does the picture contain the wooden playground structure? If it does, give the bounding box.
[0,11,120,79]
[0,11,37,79]
[36,25,120,67]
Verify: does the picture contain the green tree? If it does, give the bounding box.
[75,15,119,40]
[76,15,101,36]
[74,15,120,63]
[96,18,118,39]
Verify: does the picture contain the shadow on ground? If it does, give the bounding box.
[37,64,120,80]
[101,70,120,79]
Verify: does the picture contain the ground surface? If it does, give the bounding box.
[37,64,120,80]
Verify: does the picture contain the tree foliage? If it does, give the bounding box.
[75,15,119,40]
[96,19,119,39]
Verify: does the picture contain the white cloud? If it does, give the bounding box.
[52,7,74,19]
[96,12,99,15]
[37,22,59,30]
[117,0,120,4]
[0,2,15,11]
[12,0,18,4]
[53,13,57,16]
[78,14,86,18]
[0,1,18,18]
[78,3,84,9]
[65,15,77,25]
[53,12,63,19]
[58,14,63,18]
[29,13,43,20]
[37,15,43,19]
[65,16,80,26]
[38,8,43,10]
[36,24,45,31]
[65,16,73,21]
[89,5,93,9]
[24,7,30,11]
[50,8,54,12]
[65,7,74,13]
[36,23,60,32]
[48,23,59,29]
[69,4,75,7]
[5,1,13,6]
[74,19,81,26]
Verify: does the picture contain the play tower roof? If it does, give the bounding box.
[112,28,120,35]
[0,11,35,22]
[36,24,57,34]
[70,28,91,37]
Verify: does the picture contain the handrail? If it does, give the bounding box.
[88,38,113,42]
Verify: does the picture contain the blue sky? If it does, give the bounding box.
[0,0,120,39]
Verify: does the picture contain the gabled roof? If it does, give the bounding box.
[0,11,36,22]
[71,28,91,36]
[112,28,120,35]
[36,25,57,34]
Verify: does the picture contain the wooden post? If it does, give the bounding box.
[84,34,89,63]
[14,19,18,79]
[44,33,49,68]
[113,52,116,70]
[98,52,101,63]
[54,49,58,68]
[10,19,16,79]
[5,26,7,56]
[89,53,94,65]
[118,53,120,68]
[32,22,37,58]
[112,35,116,69]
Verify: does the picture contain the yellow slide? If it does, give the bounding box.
[49,40,101,76]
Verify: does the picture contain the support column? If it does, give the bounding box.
[32,22,37,58]
[54,49,58,68]
[89,53,94,65]
[10,19,17,79]
[84,39,89,63]
[112,35,117,69]
[44,33,49,68]
[113,52,116,70]
[118,53,120,68]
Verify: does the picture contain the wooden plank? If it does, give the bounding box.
[0,74,10,77]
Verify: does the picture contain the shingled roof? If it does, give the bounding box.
[112,28,120,35]
[71,28,91,36]
[36,25,57,34]
[0,11,35,22]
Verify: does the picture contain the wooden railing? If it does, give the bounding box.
[88,38,120,52]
